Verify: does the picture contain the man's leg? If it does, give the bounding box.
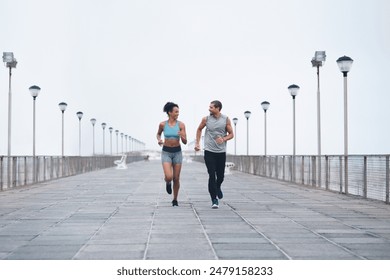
[215,152,226,198]
[204,150,218,200]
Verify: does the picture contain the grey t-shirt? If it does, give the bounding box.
[204,114,227,153]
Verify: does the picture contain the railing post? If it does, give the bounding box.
[312,156,316,186]
[43,157,47,181]
[363,156,367,198]
[386,155,389,204]
[0,156,3,191]
[339,156,343,193]
[36,157,40,182]
[325,155,329,190]
[301,156,304,185]
[275,156,279,179]
[50,157,54,180]
[24,157,27,185]
[282,156,285,181]
[12,157,17,188]
[345,155,349,195]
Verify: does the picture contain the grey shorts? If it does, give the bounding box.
[161,146,183,164]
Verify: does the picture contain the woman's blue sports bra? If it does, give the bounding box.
[163,121,180,140]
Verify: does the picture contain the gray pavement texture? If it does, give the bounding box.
[1,160,390,260]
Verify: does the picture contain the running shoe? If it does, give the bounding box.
[166,182,172,194]
[172,200,178,207]
[211,198,219,209]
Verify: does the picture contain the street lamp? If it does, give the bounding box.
[3,52,17,158]
[29,85,41,183]
[109,127,113,155]
[76,112,83,156]
[125,135,128,153]
[288,84,300,156]
[29,86,41,157]
[261,101,270,156]
[129,136,133,153]
[244,111,251,155]
[312,51,326,187]
[58,102,68,157]
[101,122,107,155]
[337,55,353,194]
[115,130,119,154]
[232,118,238,155]
[90,118,96,155]
[120,133,124,154]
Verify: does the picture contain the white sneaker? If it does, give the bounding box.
[211,199,219,209]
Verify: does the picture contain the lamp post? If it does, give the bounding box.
[125,135,128,154]
[76,112,83,156]
[3,52,17,158]
[115,130,119,154]
[101,123,107,155]
[244,111,251,155]
[3,52,17,190]
[232,118,238,155]
[120,133,124,154]
[261,101,270,156]
[90,118,96,155]
[337,55,353,194]
[29,85,41,183]
[109,127,113,155]
[29,86,41,157]
[312,51,326,187]
[288,84,300,156]
[58,102,68,157]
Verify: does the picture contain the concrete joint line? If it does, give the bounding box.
[190,203,219,260]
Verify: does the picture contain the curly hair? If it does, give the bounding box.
[163,102,179,115]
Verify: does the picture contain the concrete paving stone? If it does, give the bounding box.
[278,243,356,256]
[148,228,204,234]
[149,235,208,244]
[5,245,82,260]
[216,249,288,260]
[203,225,257,233]
[268,236,337,244]
[145,244,215,260]
[210,237,270,244]
[79,244,145,253]
[87,237,148,245]
[343,243,390,251]
[74,250,144,260]
[28,234,92,245]
[328,237,387,244]
[213,243,276,250]
[0,241,30,252]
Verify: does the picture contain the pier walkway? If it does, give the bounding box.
[1,160,390,260]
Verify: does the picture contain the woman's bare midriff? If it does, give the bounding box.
[164,139,180,147]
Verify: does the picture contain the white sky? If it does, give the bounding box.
[1,0,390,156]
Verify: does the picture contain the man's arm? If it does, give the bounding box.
[195,117,207,151]
[223,117,234,142]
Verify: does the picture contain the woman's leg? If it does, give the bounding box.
[162,162,173,183]
[172,163,182,201]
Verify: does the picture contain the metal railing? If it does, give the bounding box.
[0,154,144,191]
[193,154,390,204]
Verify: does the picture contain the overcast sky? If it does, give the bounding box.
[1,0,389,156]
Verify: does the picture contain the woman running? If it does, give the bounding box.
[156,102,187,206]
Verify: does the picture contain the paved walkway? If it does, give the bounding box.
[1,160,390,260]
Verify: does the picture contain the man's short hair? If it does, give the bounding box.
[211,100,222,111]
